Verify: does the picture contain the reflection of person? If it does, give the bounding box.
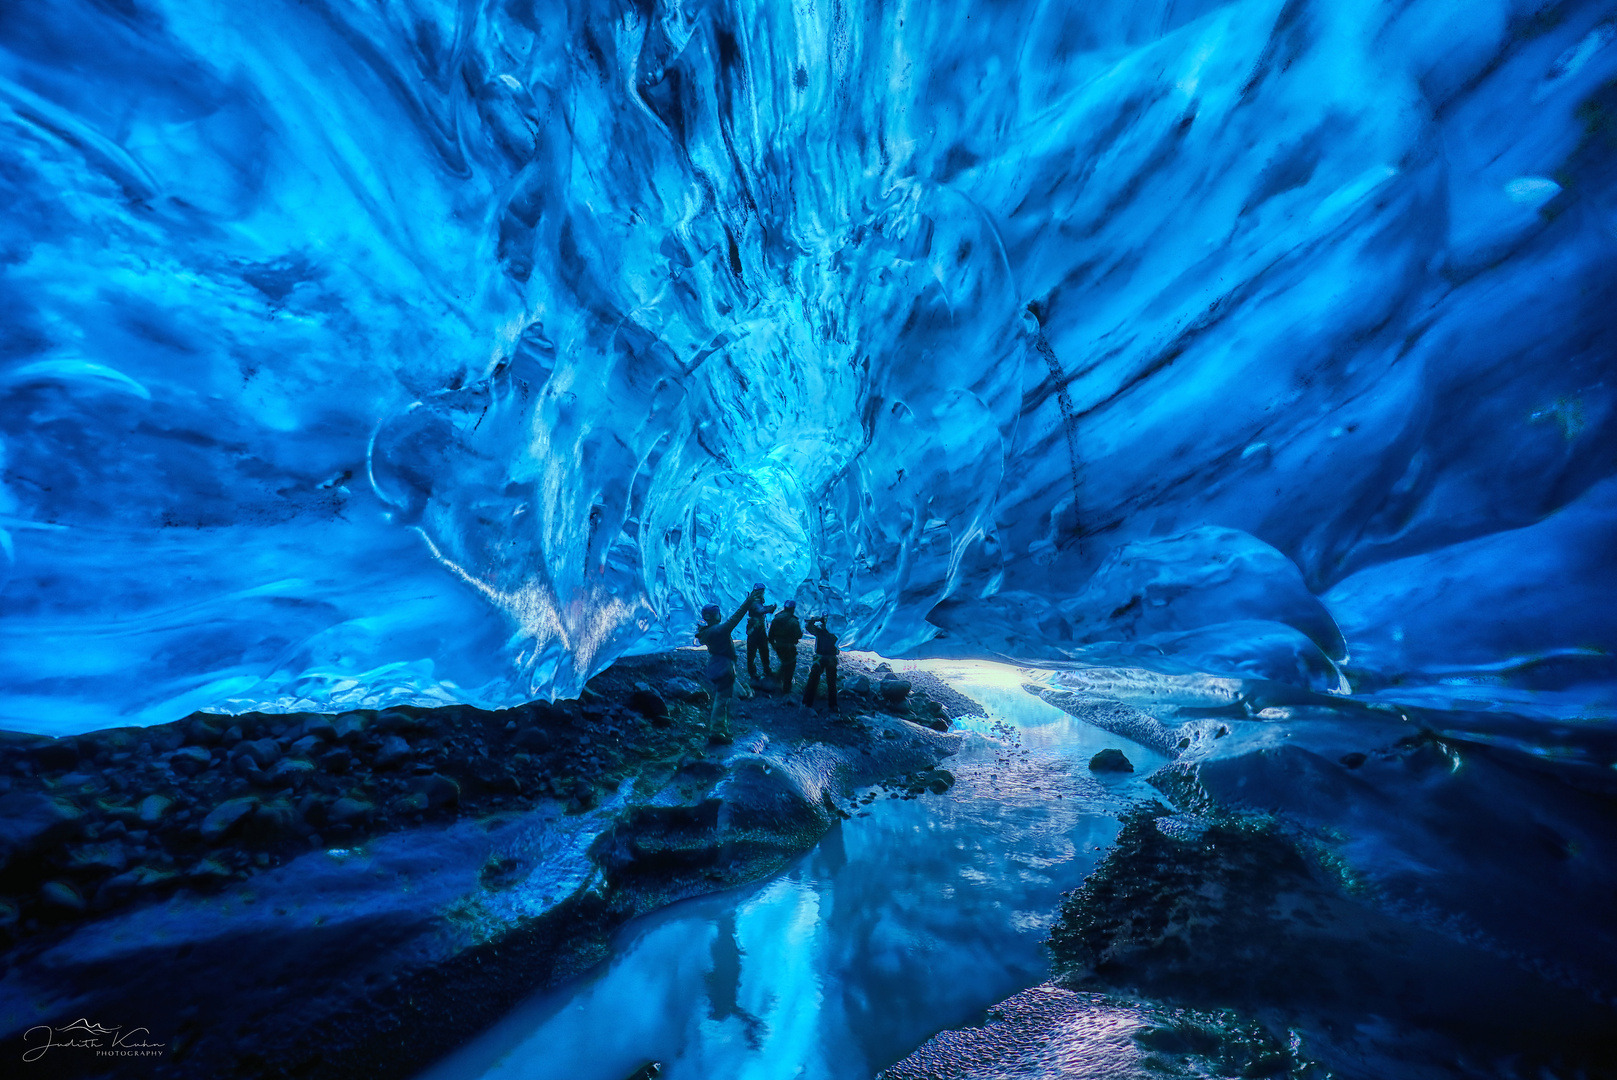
[696,587,764,741]
[801,614,840,711]
[768,600,803,694]
[744,582,778,681]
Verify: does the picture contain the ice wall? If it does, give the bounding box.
[1,0,1614,732]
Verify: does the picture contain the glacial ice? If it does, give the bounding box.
[1,0,1614,732]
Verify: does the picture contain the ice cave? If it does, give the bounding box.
[1,0,1615,1076]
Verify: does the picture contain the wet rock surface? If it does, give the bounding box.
[0,645,973,1079]
[894,693,1617,1080]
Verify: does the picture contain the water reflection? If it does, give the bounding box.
[421,662,1166,1080]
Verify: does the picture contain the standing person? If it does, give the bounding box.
[768,600,803,695]
[695,586,764,742]
[801,614,840,712]
[744,582,777,682]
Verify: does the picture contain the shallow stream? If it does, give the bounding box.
[419,662,1167,1080]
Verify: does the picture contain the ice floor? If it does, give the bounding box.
[417,663,1167,1080]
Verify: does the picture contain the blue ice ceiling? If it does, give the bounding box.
[2,0,1615,733]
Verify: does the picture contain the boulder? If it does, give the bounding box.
[137,794,173,825]
[185,718,223,746]
[268,758,316,789]
[627,688,669,720]
[515,727,552,752]
[879,676,912,704]
[41,880,85,912]
[288,735,324,757]
[169,745,213,776]
[849,675,872,696]
[95,866,176,907]
[29,739,79,772]
[335,713,369,743]
[300,716,338,741]
[1088,748,1134,773]
[328,797,373,824]
[185,858,234,882]
[663,676,707,702]
[410,773,461,809]
[200,797,259,842]
[232,738,282,769]
[148,726,186,753]
[68,841,130,873]
[374,735,412,769]
[0,791,83,869]
[246,800,301,841]
[319,747,353,775]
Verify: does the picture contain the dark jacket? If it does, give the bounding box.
[745,599,777,638]
[768,610,802,648]
[806,617,839,657]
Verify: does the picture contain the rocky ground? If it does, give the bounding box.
[882,686,1617,1080]
[0,643,978,1079]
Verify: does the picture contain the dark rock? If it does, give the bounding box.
[663,676,707,702]
[169,745,212,776]
[335,713,368,743]
[374,735,412,769]
[627,688,669,720]
[232,738,282,769]
[1088,748,1134,773]
[1339,752,1367,769]
[222,725,244,747]
[319,747,353,774]
[149,726,186,753]
[0,791,83,868]
[96,866,178,907]
[30,739,79,772]
[185,858,233,882]
[515,727,552,752]
[850,675,872,695]
[137,794,173,825]
[373,710,423,734]
[880,676,913,704]
[41,880,85,912]
[288,734,323,757]
[201,797,259,842]
[300,716,338,742]
[297,793,328,824]
[411,773,460,809]
[68,841,130,873]
[328,797,373,824]
[268,758,316,789]
[246,800,300,841]
[623,1062,664,1080]
[186,718,223,746]
[1178,737,1192,749]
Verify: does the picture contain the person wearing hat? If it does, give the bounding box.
[801,614,840,712]
[744,581,778,682]
[695,586,765,742]
[767,599,803,694]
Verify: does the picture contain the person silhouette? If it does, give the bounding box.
[801,614,840,712]
[744,582,778,682]
[768,600,803,694]
[695,586,764,742]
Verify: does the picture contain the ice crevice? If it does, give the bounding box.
[0,0,1614,733]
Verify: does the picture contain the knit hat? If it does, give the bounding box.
[702,604,720,619]
[753,581,766,591]
[783,600,796,609]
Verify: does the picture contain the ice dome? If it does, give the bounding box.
[2,0,1614,733]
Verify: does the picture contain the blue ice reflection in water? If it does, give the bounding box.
[420,662,1168,1080]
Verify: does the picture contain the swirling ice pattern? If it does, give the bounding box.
[1,0,1614,732]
